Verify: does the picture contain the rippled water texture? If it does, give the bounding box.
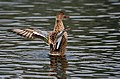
[0,0,120,79]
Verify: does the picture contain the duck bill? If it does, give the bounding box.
[63,15,69,20]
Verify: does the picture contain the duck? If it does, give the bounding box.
[11,12,69,56]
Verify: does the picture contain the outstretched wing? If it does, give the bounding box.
[11,28,49,45]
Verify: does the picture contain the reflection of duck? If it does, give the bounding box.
[49,55,68,79]
[11,12,69,56]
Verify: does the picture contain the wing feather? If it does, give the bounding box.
[55,27,70,49]
[11,28,49,44]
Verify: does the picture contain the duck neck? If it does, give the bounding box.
[53,20,64,32]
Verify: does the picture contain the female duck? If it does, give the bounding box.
[11,12,69,56]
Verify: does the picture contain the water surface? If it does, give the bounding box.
[0,0,120,79]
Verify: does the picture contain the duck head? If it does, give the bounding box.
[56,12,69,21]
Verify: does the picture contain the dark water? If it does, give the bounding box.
[0,0,120,79]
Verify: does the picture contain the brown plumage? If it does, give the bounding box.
[10,12,69,56]
[48,12,68,56]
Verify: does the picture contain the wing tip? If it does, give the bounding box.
[12,29,23,33]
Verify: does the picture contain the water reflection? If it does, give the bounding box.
[49,55,68,79]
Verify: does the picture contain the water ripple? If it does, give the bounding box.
[0,0,120,79]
